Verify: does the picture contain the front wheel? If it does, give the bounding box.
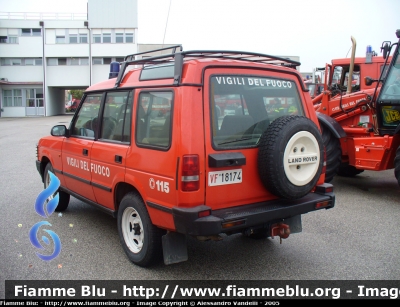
[117,192,165,267]
[394,146,400,186]
[44,163,70,212]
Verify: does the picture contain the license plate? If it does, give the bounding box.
[208,169,242,186]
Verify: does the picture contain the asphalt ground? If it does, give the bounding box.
[1,115,400,298]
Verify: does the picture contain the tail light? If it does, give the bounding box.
[181,154,200,191]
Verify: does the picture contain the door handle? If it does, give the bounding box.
[115,155,122,163]
[83,149,89,156]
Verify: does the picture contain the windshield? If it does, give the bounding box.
[210,75,304,149]
[379,48,400,101]
[377,47,400,128]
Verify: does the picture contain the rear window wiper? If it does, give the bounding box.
[218,136,253,145]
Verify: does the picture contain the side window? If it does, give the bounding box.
[136,91,173,148]
[101,91,133,142]
[71,94,103,138]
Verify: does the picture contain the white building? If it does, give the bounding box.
[0,0,140,117]
[0,0,301,118]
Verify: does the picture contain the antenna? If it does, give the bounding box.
[346,45,352,57]
[162,0,172,49]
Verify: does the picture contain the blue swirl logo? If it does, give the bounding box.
[29,170,62,261]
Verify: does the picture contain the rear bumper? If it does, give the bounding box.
[172,183,335,236]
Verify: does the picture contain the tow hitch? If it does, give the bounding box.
[271,223,290,244]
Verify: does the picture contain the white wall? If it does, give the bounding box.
[1,107,25,117]
[46,66,90,87]
[2,36,43,57]
[45,44,90,57]
[0,0,171,117]
[92,65,112,85]
[46,87,66,116]
[91,43,137,57]
[88,0,138,28]
[1,66,43,82]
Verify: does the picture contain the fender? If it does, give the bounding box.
[317,112,347,139]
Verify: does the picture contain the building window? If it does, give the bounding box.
[8,36,18,44]
[70,58,79,65]
[1,58,11,65]
[32,29,41,36]
[21,28,41,36]
[69,35,78,43]
[13,89,23,106]
[56,36,65,44]
[92,58,113,65]
[11,59,21,65]
[93,34,101,43]
[116,33,123,43]
[47,58,88,66]
[80,58,89,65]
[21,29,31,36]
[1,58,42,66]
[3,90,13,107]
[115,57,124,62]
[58,58,67,65]
[93,58,103,65]
[79,34,88,43]
[48,58,57,66]
[24,58,42,66]
[103,33,111,43]
[125,33,134,43]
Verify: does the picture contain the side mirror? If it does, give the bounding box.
[381,42,391,59]
[364,76,378,86]
[51,125,69,137]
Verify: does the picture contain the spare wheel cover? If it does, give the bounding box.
[283,130,320,186]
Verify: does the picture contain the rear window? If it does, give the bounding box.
[210,75,304,149]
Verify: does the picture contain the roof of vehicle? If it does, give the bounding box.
[86,45,304,92]
[331,55,392,65]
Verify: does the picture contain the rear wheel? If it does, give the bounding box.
[320,124,341,183]
[258,115,324,199]
[337,163,364,177]
[117,192,165,267]
[44,163,70,212]
[394,146,400,186]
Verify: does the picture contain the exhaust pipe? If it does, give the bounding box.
[347,36,357,94]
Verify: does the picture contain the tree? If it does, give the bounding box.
[70,90,84,100]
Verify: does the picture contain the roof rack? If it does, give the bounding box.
[114,45,301,88]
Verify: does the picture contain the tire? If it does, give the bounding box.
[117,192,165,267]
[320,123,341,183]
[337,163,364,177]
[44,163,70,212]
[393,146,400,186]
[258,115,324,199]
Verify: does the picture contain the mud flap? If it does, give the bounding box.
[162,231,188,265]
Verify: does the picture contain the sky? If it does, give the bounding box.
[1,0,400,73]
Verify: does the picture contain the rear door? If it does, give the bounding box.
[203,68,306,210]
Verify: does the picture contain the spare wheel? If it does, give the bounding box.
[258,115,324,199]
